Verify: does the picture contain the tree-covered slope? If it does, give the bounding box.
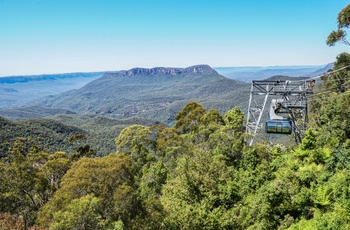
[0,114,157,157]
[0,106,76,120]
[51,114,158,155]
[0,116,86,156]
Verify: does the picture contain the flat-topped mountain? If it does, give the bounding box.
[109,65,219,77]
[29,65,248,125]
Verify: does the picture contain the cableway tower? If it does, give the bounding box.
[246,80,315,146]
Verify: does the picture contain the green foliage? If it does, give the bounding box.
[139,162,168,199]
[0,114,158,157]
[223,106,245,132]
[174,101,206,134]
[1,86,350,230]
[200,109,225,126]
[50,194,104,230]
[327,4,350,46]
[310,91,350,149]
[0,117,86,156]
[161,149,240,229]
[327,29,348,46]
[320,52,350,93]
[68,133,96,161]
[299,129,317,151]
[0,141,45,227]
[309,53,350,151]
[37,154,136,228]
[338,3,350,27]
[115,125,156,180]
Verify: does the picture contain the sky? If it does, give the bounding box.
[0,0,349,76]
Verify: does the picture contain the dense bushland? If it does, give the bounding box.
[1,68,349,228]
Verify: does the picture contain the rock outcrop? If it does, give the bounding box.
[105,65,219,77]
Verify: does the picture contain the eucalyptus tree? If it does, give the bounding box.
[327,4,350,46]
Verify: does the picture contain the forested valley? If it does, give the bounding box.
[1,54,350,229]
[1,4,350,230]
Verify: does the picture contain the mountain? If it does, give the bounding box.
[214,64,333,82]
[304,63,334,77]
[29,65,249,125]
[0,72,104,107]
[263,75,310,81]
[0,64,326,155]
[0,65,332,110]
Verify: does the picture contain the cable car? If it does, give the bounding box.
[265,99,293,134]
[266,119,292,134]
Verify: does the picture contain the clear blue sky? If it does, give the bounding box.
[0,0,349,76]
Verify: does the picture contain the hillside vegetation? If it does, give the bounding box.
[0,53,349,229]
[0,114,157,156]
[0,116,86,156]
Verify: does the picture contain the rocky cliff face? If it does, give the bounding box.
[105,65,219,77]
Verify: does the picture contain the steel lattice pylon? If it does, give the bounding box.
[246,80,313,146]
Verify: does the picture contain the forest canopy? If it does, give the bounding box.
[1,78,349,229]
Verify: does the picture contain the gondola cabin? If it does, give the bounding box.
[265,99,292,134]
[266,119,292,134]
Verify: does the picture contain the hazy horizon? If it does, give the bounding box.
[0,63,331,78]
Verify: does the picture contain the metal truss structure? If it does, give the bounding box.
[246,80,314,146]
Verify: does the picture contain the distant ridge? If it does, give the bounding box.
[105,65,219,77]
[305,63,334,77]
[215,64,333,81]
[263,75,310,81]
[0,72,104,107]
[0,72,104,84]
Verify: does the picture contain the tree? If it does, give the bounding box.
[151,125,184,158]
[0,138,49,229]
[174,101,206,134]
[327,4,350,46]
[223,106,245,133]
[192,109,225,144]
[320,52,350,93]
[206,107,245,163]
[67,133,96,161]
[37,154,137,228]
[50,194,104,230]
[115,125,156,178]
[199,109,224,127]
[40,152,71,196]
[161,148,240,229]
